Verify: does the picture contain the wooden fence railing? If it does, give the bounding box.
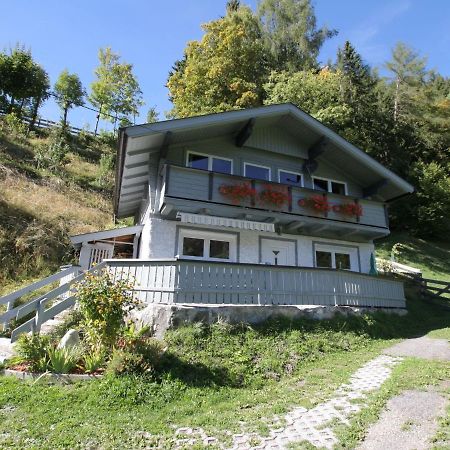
[0,263,105,342]
[0,111,95,136]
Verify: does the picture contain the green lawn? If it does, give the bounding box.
[0,292,449,449]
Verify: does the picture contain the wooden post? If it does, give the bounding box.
[288,186,293,212]
[33,299,45,334]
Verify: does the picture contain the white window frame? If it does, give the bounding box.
[186,151,233,174]
[244,162,271,181]
[178,228,237,262]
[314,246,352,271]
[278,169,304,187]
[312,176,348,195]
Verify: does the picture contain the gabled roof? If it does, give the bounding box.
[115,103,414,218]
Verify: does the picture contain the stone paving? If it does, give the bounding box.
[172,354,403,449]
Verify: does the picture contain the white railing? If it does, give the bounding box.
[0,263,105,342]
[106,259,406,309]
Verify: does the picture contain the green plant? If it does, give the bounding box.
[0,112,27,137]
[75,269,138,350]
[47,346,79,374]
[96,152,115,187]
[14,334,51,372]
[83,349,105,373]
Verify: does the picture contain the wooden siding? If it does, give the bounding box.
[164,165,388,229]
[107,259,406,308]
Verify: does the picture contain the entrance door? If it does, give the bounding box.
[260,238,296,266]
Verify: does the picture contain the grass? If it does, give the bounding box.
[0,291,449,449]
[376,231,450,284]
[0,126,115,292]
[334,357,450,449]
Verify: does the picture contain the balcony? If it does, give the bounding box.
[159,164,389,242]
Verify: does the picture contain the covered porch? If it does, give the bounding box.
[106,258,406,309]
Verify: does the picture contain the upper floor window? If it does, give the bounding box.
[244,163,271,181]
[279,170,303,187]
[313,177,347,195]
[187,152,233,174]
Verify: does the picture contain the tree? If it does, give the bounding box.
[167,5,269,118]
[0,46,49,118]
[54,70,85,127]
[146,106,159,123]
[385,42,427,122]
[257,0,337,71]
[89,47,144,133]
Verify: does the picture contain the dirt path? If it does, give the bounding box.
[384,336,450,361]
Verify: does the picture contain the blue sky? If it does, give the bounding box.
[1,0,449,130]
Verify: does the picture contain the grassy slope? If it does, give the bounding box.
[0,129,115,295]
[376,231,450,283]
[0,293,449,449]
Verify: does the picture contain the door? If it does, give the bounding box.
[79,243,114,269]
[260,238,296,266]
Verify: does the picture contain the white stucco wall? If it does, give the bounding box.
[138,216,375,273]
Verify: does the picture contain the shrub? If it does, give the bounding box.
[75,269,138,350]
[0,112,28,138]
[47,346,79,373]
[14,334,51,372]
[96,152,115,187]
[34,127,70,171]
[83,349,105,373]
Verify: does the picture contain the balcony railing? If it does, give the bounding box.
[162,164,388,229]
[106,258,406,309]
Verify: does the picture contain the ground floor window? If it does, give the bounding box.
[178,229,237,262]
[315,245,354,270]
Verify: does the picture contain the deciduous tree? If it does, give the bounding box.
[54,69,85,127]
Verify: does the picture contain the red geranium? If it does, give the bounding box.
[219,183,256,205]
[333,202,363,217]
[298,195,331,213]
[258,184,289,207]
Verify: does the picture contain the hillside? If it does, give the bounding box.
[0,121,117,295]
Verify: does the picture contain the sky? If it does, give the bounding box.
[1,0,449,130]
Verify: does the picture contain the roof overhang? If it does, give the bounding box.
[69,225,143,250]
[114,103,414,218]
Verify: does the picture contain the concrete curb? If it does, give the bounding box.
[1,368,103,382]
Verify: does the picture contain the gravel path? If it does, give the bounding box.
[357,389,448,450]
[384,336,450,361]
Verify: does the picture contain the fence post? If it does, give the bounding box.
[33,299,45,334]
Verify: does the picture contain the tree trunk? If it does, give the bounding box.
[393,77,400,122]
[9,96,15,113]
[63,106,68,128]
[29,96,41,131]
[94,104,102,136]
[18,98,25,116]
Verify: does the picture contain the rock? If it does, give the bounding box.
[57,329,80,350]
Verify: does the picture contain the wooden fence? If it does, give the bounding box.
[0,111,95,136]
[106,259,406,309]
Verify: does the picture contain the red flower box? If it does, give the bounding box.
[258,184,289,207]
[332,202,363,217]
[298,195,331,213]
[219,183,256,205]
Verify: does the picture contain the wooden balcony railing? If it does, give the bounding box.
[162,165,388,229]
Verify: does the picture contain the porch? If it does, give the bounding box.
[107,258,406,309]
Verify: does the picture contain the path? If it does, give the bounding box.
[171,335,450,449]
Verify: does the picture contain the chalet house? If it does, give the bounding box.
[70,103,414,309]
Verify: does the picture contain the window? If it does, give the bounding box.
[209,240,230,259]
[244,163,271,181]
[279,170,303,187]
[315,247,353,271]
[179,229,237,261]
[313,177,347,195]
[183,237,204,257]
[313,177,328,192]
[187,152,233,174]
[335,253,351,270]
[316,251,332,268]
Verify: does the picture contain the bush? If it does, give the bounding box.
[83,349,105,373]
[96,152,115,187]
[34,126,70,171]
[0,112,28,138]
[47,346,79,373]
[75,269,138,350]
[14,334,51,372]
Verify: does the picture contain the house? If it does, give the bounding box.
[69,103,413,310]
